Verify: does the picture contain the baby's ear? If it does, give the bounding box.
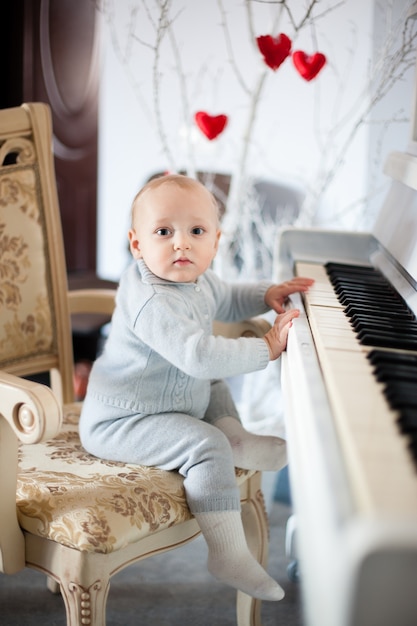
[214,228,221,251]
[128,229,142,259]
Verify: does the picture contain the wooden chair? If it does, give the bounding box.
[0,103,272,626]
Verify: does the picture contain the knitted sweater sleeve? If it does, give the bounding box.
[205,270,273,322]
[134,290,270,380]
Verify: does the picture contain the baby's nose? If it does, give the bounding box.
[174,232,191,249]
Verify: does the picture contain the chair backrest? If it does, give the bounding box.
[0,103,74,404]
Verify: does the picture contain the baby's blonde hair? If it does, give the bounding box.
[131,174,220,225]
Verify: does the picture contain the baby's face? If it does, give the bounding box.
[128,183,221,283]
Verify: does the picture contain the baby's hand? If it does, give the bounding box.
[264,277,314,313]
[263,309,300,360]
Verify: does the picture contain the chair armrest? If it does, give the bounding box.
[213,317,272,339]
[0,371,62,444]
[67,288,116,316]
[0,371,62,574]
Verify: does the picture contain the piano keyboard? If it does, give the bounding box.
[295,260,417,518]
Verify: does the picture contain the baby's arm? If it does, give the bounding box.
[264,276,314,313]
[262,276,314,360]
[263,309,300,360]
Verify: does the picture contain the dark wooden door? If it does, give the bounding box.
[1,0,100,275]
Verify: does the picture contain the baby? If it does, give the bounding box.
[80,174,313,601]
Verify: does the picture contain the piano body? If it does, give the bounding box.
[277,10,417,626]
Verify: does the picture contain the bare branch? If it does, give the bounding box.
[217,0,252,95]
[157,0,196,173]
[152,0,177,171]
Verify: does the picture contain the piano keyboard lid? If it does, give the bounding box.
[373,153,417,289]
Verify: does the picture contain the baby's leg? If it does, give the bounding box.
[195,510,284,601]
[215,415,287,471]
[204,380,287,471]
[81,407,284,600]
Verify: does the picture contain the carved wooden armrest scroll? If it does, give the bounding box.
[0,371,62,444]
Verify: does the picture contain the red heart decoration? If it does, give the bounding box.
[194,111,228,141]
[292,51,326,81]
[256,33,292,71]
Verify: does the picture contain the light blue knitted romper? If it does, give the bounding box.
[80,260,272,514]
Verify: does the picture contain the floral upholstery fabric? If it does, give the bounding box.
[17,405,253,554]
[0,165,55,369]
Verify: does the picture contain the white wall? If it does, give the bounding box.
[97,0,415,281]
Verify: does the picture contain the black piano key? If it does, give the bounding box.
[330,279,386,287]
[345,304,412,319]
[339,295,403,308]
[338,285,408,298]
[342,294,396,307]
[360,333,417,351]
[351,323,417,340]
[373,364,417,384]
[326,262,382,275]
[345,297,411,310]
[397,418,417,433]
[368,350,417,368]
[335,284,405,297]
[358,329,417,342]
[404,437,417,457]
[331,275,391,285]
[350,315,417,329]
[384,381,417,408]
[347,306,412,320]
[335,282,394,292]
[329,276,390,288]
[398,409,417,428]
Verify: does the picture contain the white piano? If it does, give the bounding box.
[277,9,417,626]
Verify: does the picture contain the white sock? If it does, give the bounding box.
[215,416,287,471]
[195,510,285,601]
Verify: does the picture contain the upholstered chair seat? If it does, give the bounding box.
[17,403,254,555]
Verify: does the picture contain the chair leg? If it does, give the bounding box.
[236,471,269,626]
[25,534,110,626]
[47,575,60,594]
[59,576,109,626]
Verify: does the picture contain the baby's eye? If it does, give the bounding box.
[156,228,171,236]
[192,227,205,235]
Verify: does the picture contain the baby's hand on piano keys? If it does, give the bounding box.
[263,309,300,360]
[264,277,314,313]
